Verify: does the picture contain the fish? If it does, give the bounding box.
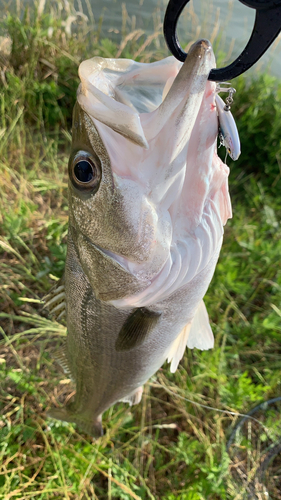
[45,39,233,437]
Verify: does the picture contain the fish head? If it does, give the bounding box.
[68,40,231,305]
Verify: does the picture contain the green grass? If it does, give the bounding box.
[1,1,281,499]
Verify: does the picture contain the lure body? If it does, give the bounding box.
[215,94,241,160]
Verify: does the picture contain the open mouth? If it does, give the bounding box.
[77,39,215,152]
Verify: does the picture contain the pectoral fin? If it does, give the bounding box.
[167,300,214,373]
[43,274,66,321]
[115,307,162,351]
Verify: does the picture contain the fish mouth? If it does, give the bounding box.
[75,38,217,215]
[77,39,215,150]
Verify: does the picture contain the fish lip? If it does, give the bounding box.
[189,39,213,55]
[69,224,112,263]
[73,230,154,303]
[74,230,170,298]
[186,39,214,68]
[82,232,124,265]
[77,229,137,276]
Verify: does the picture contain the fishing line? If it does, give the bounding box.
[150,379,269,431]
[226,396,281,450]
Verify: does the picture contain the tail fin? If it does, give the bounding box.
[47,407,103,438]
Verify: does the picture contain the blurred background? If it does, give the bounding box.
[1,0,280,75]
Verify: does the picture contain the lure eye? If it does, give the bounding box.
[69,152,101,193]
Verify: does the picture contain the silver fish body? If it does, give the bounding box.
[46,40,232,437]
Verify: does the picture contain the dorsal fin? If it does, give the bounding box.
[53,342,73,379]
[43,274,66,322]
[115,307,162,351]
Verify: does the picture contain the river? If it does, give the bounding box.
[2,0,281,77]
[83,0,280,77]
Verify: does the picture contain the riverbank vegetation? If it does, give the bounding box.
[0,1,281,499]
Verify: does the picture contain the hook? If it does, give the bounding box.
[163,0,281,81]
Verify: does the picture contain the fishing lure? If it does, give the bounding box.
[215,92,241,161]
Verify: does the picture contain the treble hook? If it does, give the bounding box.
[163,0,281,81]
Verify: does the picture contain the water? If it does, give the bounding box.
[81,0,281,77]
[1,0,280,77]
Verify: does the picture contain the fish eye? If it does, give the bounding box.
[69,151,101,193]
[74,160,94,183]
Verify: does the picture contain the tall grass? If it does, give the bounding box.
[0,1,281,499]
